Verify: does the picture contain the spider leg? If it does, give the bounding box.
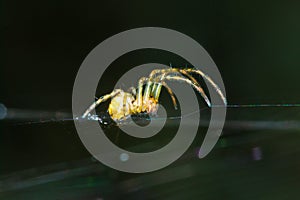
[135,75,175,111]
[136,77,148,112]
[161,81,178,109]
[151,82,158,96]
[150,68,202,88]
[150,69,206,109]
[149,68,186,79]
[163,74,212,107]
[149,68,169,77]
[149,68,227,106]
[151,82,161,99]
[143,79,153,103]
[128,87,136,96]
[149,68,207,101]
[151,75,178,109]
[184,68,227,105]
[82,89,121,118]
[151,73,166,102]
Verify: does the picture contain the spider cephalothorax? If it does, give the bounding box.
[82,68,227,123]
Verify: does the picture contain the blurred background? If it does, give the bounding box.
[1,0,300,199]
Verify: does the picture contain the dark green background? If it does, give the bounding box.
[1,0,300,199]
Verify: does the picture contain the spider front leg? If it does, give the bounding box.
[82,89,121,118]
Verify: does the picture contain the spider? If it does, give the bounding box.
[82,68,227,123]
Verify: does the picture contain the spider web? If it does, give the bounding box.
[2,103,300,131]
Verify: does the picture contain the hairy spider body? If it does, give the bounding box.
[108,91,135,120]
[106,90,159,120]
[82,68,227,122]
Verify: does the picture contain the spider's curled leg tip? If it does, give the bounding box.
[203,98,211,108]
[222,98,228,106]
[207,101,212,108]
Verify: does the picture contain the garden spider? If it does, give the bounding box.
[82,68,227,123]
